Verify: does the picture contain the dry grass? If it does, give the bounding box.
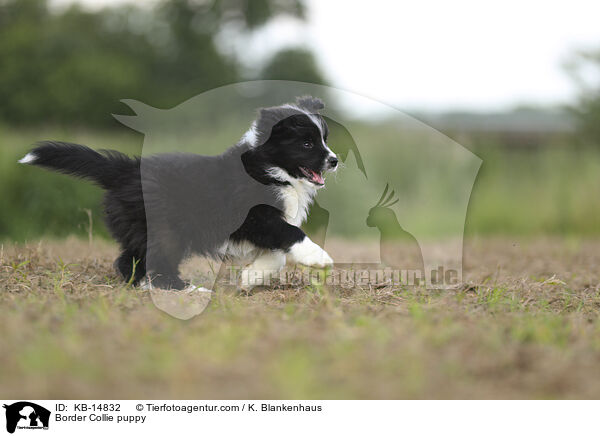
[2,236,600,399]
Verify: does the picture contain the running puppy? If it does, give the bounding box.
[20,96,338,290]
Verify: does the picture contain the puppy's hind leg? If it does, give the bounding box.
[146,261,186,290]
[145,244,186,290]
[115,249,146,285]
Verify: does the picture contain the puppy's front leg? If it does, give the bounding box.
[231,205,334,281]
[240,250,286,290]
[288,236,333,268]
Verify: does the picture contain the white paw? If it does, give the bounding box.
[289,237,334,268]
[240,268,262,290]
[240,267,281,290]
[139,277,154,290]
[183,284,213,294]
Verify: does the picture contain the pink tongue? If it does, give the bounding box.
[311,170,324,184]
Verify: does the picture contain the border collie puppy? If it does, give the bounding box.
[20,96,338,290]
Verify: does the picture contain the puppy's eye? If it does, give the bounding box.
[303,141,313,148]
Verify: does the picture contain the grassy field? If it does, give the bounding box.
[2,126,600,399]
[2,237,600,399]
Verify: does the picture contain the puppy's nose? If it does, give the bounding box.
[328,156,339,168]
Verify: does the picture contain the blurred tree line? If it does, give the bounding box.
[0,0,325,128]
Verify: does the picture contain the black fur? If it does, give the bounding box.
[230,205,306,250]
[23,96,336,290]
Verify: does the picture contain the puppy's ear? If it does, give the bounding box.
[256,107,281,132]
[258,107,276,125]
[296,96,325,113]
[254,106,287,145]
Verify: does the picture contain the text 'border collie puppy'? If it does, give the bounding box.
[20,96,339,291]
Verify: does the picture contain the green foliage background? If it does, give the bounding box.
[0,0,599,241]
[0,0,313,127]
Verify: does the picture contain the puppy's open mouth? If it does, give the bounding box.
[299,166,324,185]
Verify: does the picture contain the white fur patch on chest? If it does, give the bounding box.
[266,167,317,227]
[277,182,315,226]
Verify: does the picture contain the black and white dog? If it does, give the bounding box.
[20,96,338,290]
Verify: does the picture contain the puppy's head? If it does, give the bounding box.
[245,96,338,187]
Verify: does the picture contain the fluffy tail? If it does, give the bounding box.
[19,141,139,190]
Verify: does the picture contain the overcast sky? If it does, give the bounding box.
[52,0,600,112]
